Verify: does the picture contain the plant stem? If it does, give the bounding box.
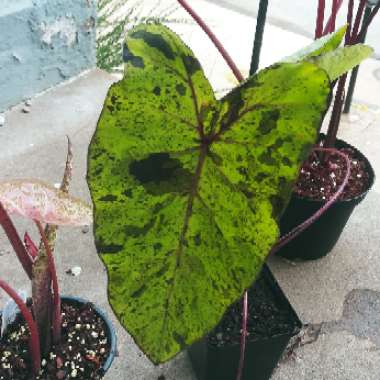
[0,279,41,375]
[0,202,33,279]
[346,0,355,44]
[323,0,344,35]
[315,0,326,38]
[250,0,269,75]
[351,0,367,42]
[35,221,61,345]
[32,249,52,355]
[325,74,347,148]
[236,291,248,380]
[271,147,351,254]
[24,232,38,260]
[357,0,380,41]
[177,0,244,82]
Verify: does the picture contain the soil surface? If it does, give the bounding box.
[208,270,298,347]
[294,143,371,202]
[0,301,111,380]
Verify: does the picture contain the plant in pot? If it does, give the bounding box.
[0,141,116,379]
[87,15,372,380]
[277,0,379,261]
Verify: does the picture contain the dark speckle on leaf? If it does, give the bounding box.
[154,243,163,251]
[258,151,277,165]
[99,194,118,202]
[123,189,133,197]
[125,219,155,237]
[131,285,147,298]
[182,55,201,75]
[153,86,161,96]
[123,44,145,68]
[97,243,123,254]
[131,30,175,60]
[129,153,193,195]
[258,109,280,135]
[175,83,187,96]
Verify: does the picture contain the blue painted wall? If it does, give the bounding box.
[0,0,96,112]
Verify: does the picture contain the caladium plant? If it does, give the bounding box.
[87,23,372,363]
[0,140,92,375]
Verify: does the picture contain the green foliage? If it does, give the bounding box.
[309,44,373,81]
[97,0,184,71]
[88,24,372,363]
[283,25,347,63]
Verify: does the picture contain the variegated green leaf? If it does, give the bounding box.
[87,23,370,363]
[309,44,373,81]
[282,25,347,63]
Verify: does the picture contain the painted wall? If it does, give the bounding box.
[0,0,96,112]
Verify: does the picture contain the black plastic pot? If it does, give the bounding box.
[0,296,117,377]
[277,137,375,261]
[188,265,301,380]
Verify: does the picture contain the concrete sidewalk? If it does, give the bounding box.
[0,1,379,379]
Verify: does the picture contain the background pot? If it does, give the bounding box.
[277,136,375,261]
[0,296,117,376]
[188,265,301,380]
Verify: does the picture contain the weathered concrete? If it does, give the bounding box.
[0,0,96,112]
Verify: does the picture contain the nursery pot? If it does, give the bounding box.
[0,296,117,378]
[61,296,117,375]
[277,136,375,261]
[188,265,301,380]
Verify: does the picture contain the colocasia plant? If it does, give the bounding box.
[0,141,92,376]
[87,24,371,363]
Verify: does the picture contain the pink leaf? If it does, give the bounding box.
[0,179,92,226]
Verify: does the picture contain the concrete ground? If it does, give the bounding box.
[0,1,379,379]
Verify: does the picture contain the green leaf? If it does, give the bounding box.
[309,44,373,81]
[282,25,347,63]
[87,24,332,363]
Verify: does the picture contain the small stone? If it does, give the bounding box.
[22,106,31,113]
[216,332,223,341]
[81,225,90,234]
[25,99,32,107]
[66,266,82,276]
[0,114,5,127]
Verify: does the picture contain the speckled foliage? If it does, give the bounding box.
[87,24,371,363]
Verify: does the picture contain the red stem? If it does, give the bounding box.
[35,221,61,344]
[0,279,41,375]
[24,232,38,260]
[177,0,244,83]
[325,74,347,148]
[357,1,380,42]
[351,0,367,43]
[315,0,326,38]
[323,0,344,35]
[0,202,33,279]
[236,291,248,380]
[346,0,355,45]
[271,147,351,254]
